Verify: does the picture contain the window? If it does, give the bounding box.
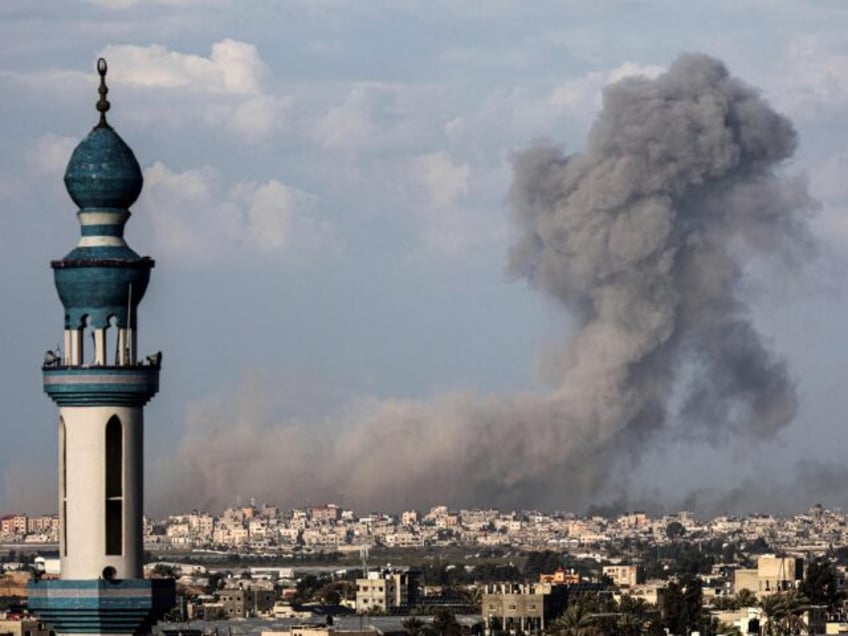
[60,418,67,556]
[105,416,123,555]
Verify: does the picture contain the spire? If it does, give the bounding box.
[96,57,111,128]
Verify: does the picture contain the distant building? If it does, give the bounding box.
[262,628,377,636]
[400,511,418,526]
[481,582,569,633]
[0,619,50,636]
[355,570,418,614]
[310,506,341,524]
[733,556,803,598]
[539,568,581,585]
[602,564,644,587]
[0,514,27,536]
[218,588,276,618]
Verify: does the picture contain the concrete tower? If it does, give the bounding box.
[28,59,174,635]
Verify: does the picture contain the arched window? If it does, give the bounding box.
[59,417,67,556]
[105,416,123,555]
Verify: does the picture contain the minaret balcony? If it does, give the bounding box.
[43,363,160,407]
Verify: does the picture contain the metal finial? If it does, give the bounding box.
[96,57,111,127]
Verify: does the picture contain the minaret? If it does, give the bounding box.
[29,58,174,635]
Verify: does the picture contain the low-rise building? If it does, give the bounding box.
[0,619,50,636]
[733,556,803,598]
[602,564,644,587]
[355,570,418,614]
[481,582,568,633]
[218,588,276,618]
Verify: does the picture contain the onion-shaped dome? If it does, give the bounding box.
[52,58,154,331]
[64,126,143,210]
[63,58,142,210]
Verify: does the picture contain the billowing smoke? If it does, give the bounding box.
[151,54,816,515]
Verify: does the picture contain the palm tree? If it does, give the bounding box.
[548,604,595,636]
[402,617,428,636]
[759,594,787,636]
[776,591,810,636]
[759,591,810,636]
[466,586,483,612]
[616,595,655,636]
[736,588,757,608]
[715,620,742,636]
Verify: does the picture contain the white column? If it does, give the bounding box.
[93,329,106,365]
[70,330,83,366]
[116,329,128,366]
[63,331,72,365]
[60,405,143,580]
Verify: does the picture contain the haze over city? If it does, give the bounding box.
[2,1,848,518]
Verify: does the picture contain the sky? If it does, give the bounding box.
[2,0,848,518]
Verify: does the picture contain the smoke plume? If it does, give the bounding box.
[152,54,816,515]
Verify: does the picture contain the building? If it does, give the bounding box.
[539,568,581,586]
[0,619,50,636]
[262,628,377,636]
[219,589,276,618]
[28,58,175,635]
[733,556,803,598]
[481,582,568,633]
[602,564,644,587]
[355,570,418,614]
[310,506,341,524]
[0,515,27,536]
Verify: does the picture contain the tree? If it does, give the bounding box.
[151,563,177,578]
[523,551,563,579]
[800,558,841,610]
[665,522,686,540]
[617,595,661,635]
[430,608,461,636]
[402,617,428,636]
[548,603,595,636]
[293,573,330,604]
[759,591,809,636]
[662,574,703,635]
[735,588,757,608]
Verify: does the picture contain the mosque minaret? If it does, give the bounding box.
[28,58,174,635]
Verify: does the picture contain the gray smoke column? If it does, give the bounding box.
[152,54,815,514]
[509,52,814,454]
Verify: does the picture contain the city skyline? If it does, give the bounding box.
[2,2,848,517]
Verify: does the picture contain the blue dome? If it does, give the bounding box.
[64,125,143,210]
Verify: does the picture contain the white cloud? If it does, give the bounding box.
[101,39,264,94]
[83,0,226,10]
[26,134,77,176]
[136,161,332,263]
[398,152,507,256]
[808,151,848,245]
[311,82,438,151]
[93,40,290,140]
[413,152,469,207]
[212,95,292,141]
[313,86,383,150]
[548,62,664,118]
[757,32,848,123]
[443,62,665,157]
[2,40,287,142]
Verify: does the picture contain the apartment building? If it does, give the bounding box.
[355,570,418,614]
[218,588,275,618]
[733,556,803,598]
[481,582,567,633]
[602,564,645,587]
